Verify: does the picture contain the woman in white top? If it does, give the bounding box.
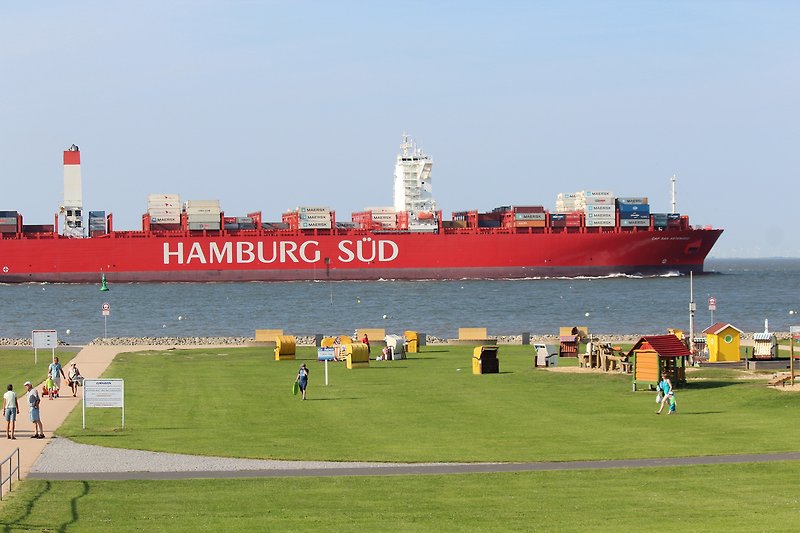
[3,384,19,439]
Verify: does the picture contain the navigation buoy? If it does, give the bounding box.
[100,273,109,291]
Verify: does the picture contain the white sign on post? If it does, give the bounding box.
[32,329,57,365]
[83,379,125,429]
[708,297,717,311]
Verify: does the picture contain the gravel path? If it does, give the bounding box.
[29,437,800,481]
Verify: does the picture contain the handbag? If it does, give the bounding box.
[655,390,663,403]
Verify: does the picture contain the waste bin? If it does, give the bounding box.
[472,345,499,374]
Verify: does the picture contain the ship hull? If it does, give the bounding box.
[0,227,723,282]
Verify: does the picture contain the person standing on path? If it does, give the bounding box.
[67,362,82,397]
[296,363,309,400]
[23,381,44,439]
[48,357,66,398]
[655,373,673,415]
[3,384,19,439]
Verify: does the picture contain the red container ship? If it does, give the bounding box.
[0,138,722,283]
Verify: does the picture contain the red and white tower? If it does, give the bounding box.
[62,144,84,237]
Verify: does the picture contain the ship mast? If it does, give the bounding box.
[670,174,677,214]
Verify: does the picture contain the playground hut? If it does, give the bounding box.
[702,323,744,362]
[628,335,691,391]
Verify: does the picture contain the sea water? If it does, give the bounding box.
[0,258,798,345]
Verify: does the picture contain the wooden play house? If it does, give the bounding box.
[703,322,743,362]
[628,335,691,391]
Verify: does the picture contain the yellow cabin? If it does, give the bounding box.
[703,323,743,362]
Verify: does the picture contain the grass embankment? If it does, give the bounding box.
[57,345,800,462]
[2,462,800,532]
[0,350,74,391]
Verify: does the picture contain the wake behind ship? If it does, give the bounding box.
[0,138,722,282]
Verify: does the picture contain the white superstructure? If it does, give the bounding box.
[392,134,437,231]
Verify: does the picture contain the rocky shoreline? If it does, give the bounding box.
[0,331,788,347]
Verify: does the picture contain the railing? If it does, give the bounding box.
[0,447,21,500]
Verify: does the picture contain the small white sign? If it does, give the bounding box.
[708,297,717,311]
[32,329,58,349]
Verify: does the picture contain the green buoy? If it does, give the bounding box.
[100,273,109,291]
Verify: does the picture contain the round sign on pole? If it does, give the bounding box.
[708,297,716,311]
[102,303,110,311]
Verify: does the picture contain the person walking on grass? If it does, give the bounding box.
[296,363,309,400]
[23,381,44,439]
[3,384,19,439]
[656,373,674,415]
[48,357,66,398]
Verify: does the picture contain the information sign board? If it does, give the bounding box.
[32,330,57,349]
[83,379,125,429]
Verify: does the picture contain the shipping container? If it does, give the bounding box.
[513,212,546,221]
[299,221,332,229]
[186,207,222,216]
[0,211,19,218]
[184,200,220,208]
[0,217,17,225]
[186,214,221,224]
[149,223,182,231]
[617,203,650,213]
[620,219,650,227]
[0,224,17,233]
[513,206,545,213]
[616,197,649,205]
[512,220,547,228]
[150,215,181,224]
[23,224,55,233]
[188,222,221,231]
[585,220,615,227]
[585,204,614,212]
[147,194,180,203]
[619,210,650,220]
[477,220,501,228]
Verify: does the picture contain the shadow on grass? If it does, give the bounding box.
[683,381,740,390]
[308,397,365,401]
[678,411,725,415]
[1,479,51,533]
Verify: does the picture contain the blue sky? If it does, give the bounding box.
[1,1,797,257]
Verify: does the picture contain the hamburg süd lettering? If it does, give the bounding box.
[163,239,399,265]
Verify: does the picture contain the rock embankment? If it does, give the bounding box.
[0,331,788,348]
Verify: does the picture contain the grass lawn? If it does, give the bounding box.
[1,462,799,532]
[0,350,74,392]
[56,345,800,462]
